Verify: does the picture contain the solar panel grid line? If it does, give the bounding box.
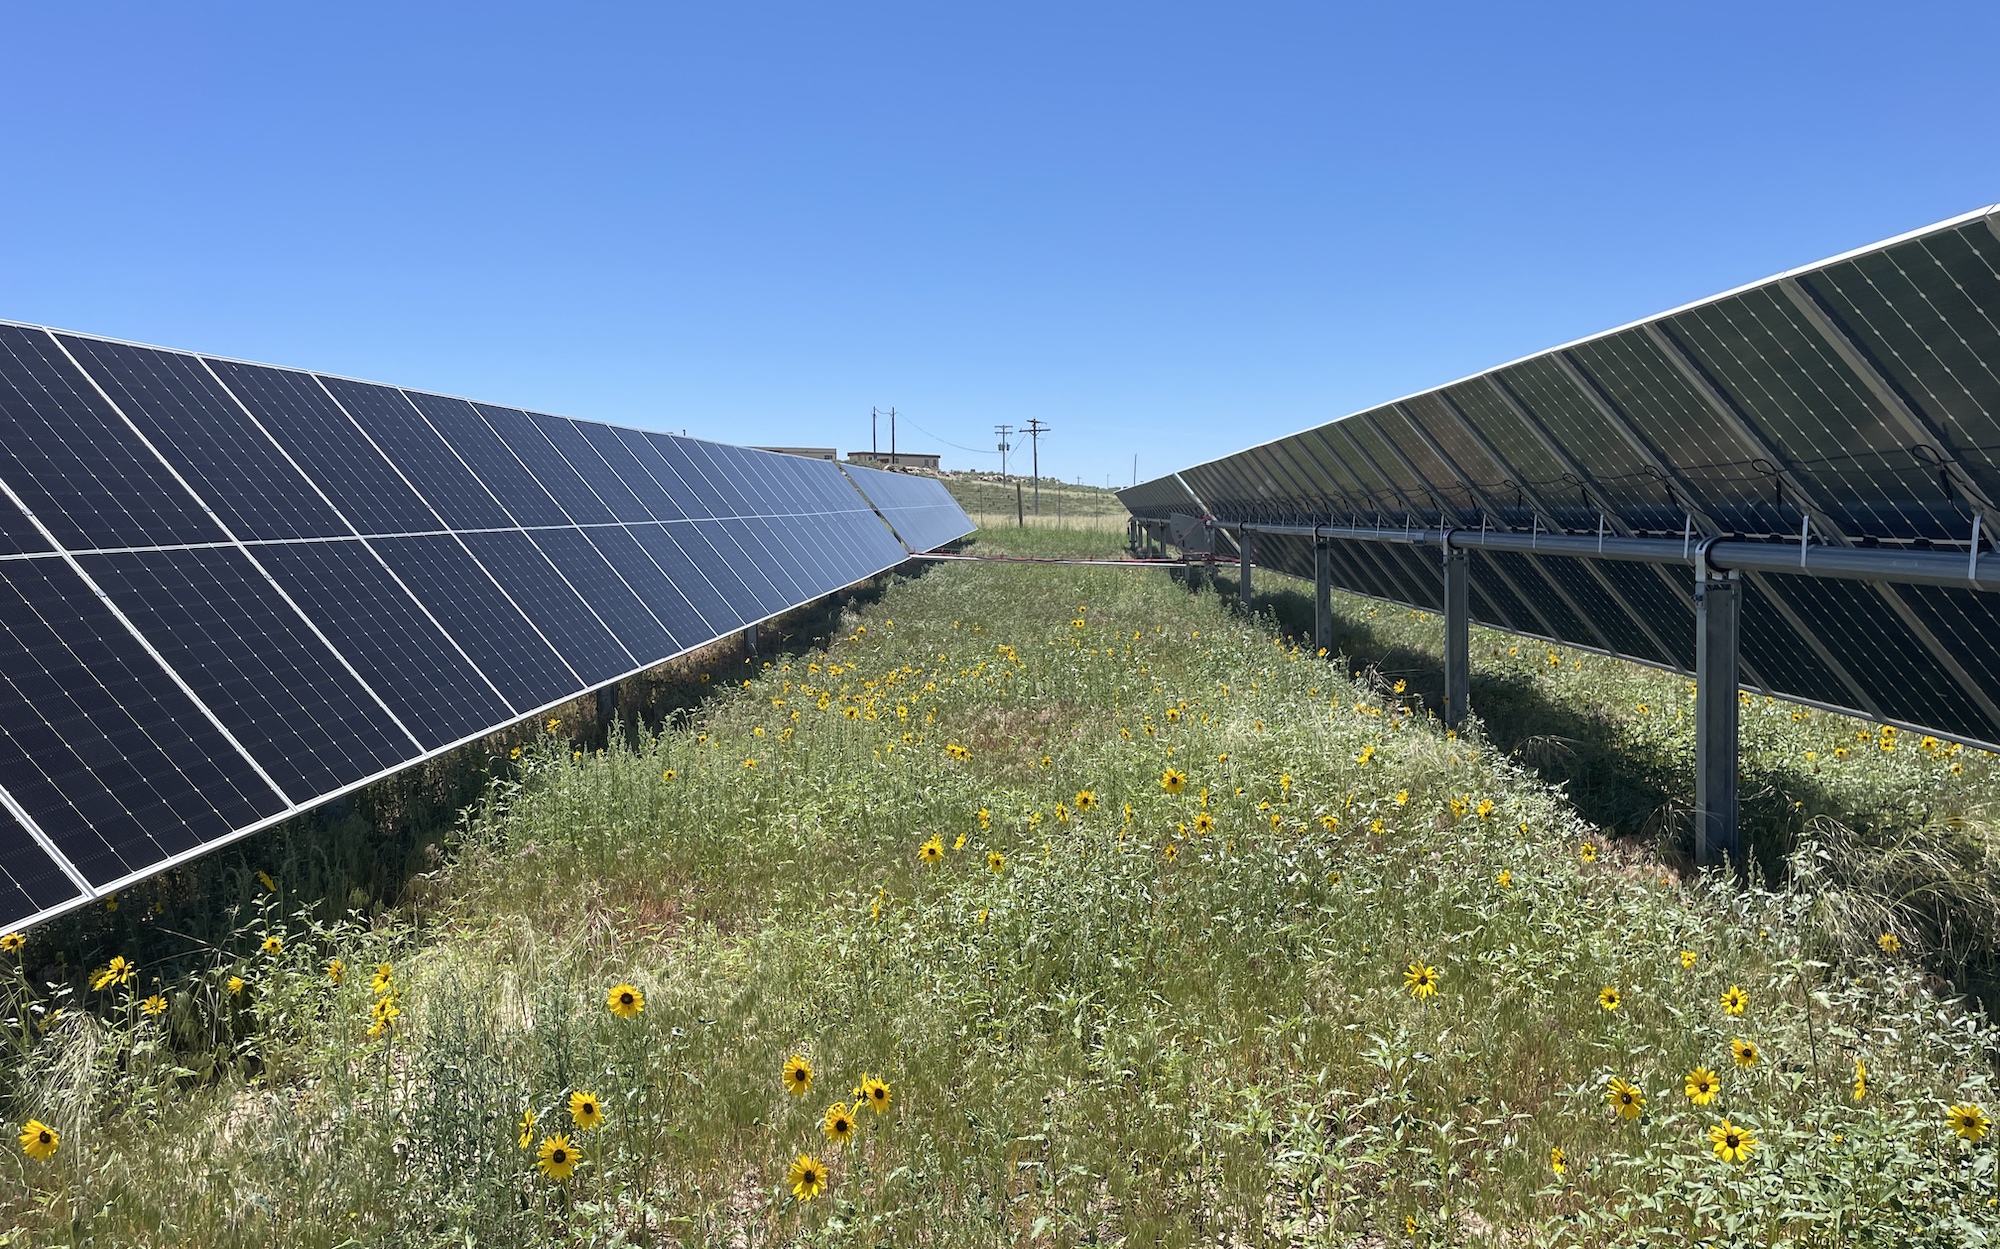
[310,375,592,692]
[1741,569,1884,718]
[1868,582,2000,734]
[0,391,299,811]
[1778,276,2000,519]
[0,782,96,900]
[50,336,439,760]
[189,359,525,717]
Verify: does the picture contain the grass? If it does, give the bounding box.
[1,524,1997,1245]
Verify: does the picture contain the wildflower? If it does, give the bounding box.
[1579,842,1598,864]
[326,958,345,985]
[1877,932,1901,954]
[783,1055,814,1096]
[788,1153,828,1201]
[1549,1145,1566,1174]
[371,964,394,996]
[568,1091,605,1130]
[537,1134,578,1179]
[1679,950,1698,969]
[1708,1119,1756,1163]
[606,983,645,1018]
[976,908,989,924]
[1606,1077,1644,1120]
[510,746,523,760]
[1217,753,1229,764]
[977,807,991,829]
[18,1120,58,1162]
[1598,986,1621,1012]
[741,758,757,769]
[918,837,945,865]
[953,832,968,851]
[228,975,245,996]
[1053,802,1071,824]
[257,870,277,892]
[1476,798,1494,819]
[1946,1103,1990,1142]
[1497,869,1512,888]
[1355,745,1376,765]
[1404,962,1440,999]
[1161,769,1187,794]
[0,933,21,954]
[1730,1037,1760,1069]
[368,995,400,1037]
[91,956,135,991]
[1165,707,1181,722]
[661,769,675,781]
[1320,814,1339,831]
[987,851,1006,873]
[1685,1067,1719,1105]
[1190,812,1216,835]
[1073,790,1097,813]
[261,936,282,956]
[860,1076,891,1114]
[1162,842,1179,862]
[140,994,168,1017]
[1720,985,1749,1016]
[546,717,561,734]
[823,1102,856,1145]
[518,1108,536,1148]
[1852,1059,1867,1102]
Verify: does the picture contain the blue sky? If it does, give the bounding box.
[4,3,1997,489]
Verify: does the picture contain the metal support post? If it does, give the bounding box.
[1442,542,1469,728]
[1313,539,1333,654]
[1238,528,1253,610]
[595,683,619,737]
[743,622,759,656]
[1693,550,1741,870]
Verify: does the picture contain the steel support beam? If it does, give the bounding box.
[1442,544,1470,729]
[743,622,759,655]
[1238,528,1253,608]
[596,683,619,735]
[1693,556,1741,870]
[1314,538,1333,653]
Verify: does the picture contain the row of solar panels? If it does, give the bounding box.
[1122,206,2000,750]
[0,322,973,931]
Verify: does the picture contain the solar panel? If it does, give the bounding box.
[841,461,976,553]
[1125,204,2000,760]
[0,319,973,933]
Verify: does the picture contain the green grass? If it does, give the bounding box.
[2,546,1997,1245]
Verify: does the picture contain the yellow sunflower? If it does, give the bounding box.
[1947,1102,1990,1142]
[91,955,135,991]
[537,1134,578,1180]
[1678,950,1698,969]
[140,994,167,1017]
[1606,1077,1644,1120]
[1852,1059,1867,1102]
[1578,842,1598,864]
[1073,790,1097,812]
[371,963,394,996]
[1192,812,1216,834]
[517,1107,537,1148]
[1161,769,1187,795]
[1403,962,1440,1000]
[261,936,282,956]
[987,851,1006,874]
[1877,932,1901,954]
[787,1153,828,1201]
[822,1102,856,1146]
[1597,986,1621,1012]
[1548,1146,1566,1175]
[0,933,24,954]
[568,1090,605,1131]
[227,975,246,996]
[606,983,645,1019]
[1497,870,1512,888]
[1730,1037,1760,1069]
[1708,1119,1756,1163]
[860,1076,891,1114]
[1719,985,1749,1016]
[918,837,945,865]
[782,1055,814,1096]
[18,1119,58,1162]
[1684,1067,1719,1105]
[325,958,345,985]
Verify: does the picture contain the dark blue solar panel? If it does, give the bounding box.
[0,556,281,889]
[401,393,570,528]
[0,811,80,925]
[841,463,974,553]
[457,530,633,685]
[506,411,628,524]
[253,539,516,746]
[0,326,225,551]
[57,336,351,542]
[581,524,712,645]
[648,435,730,517]
[320,378,515,531]
[627,523,750,634]
[529,527,678,659]
[79,547,417,800]
[578,423,684,521]
[370,534,578,709]
[207,360,439,535]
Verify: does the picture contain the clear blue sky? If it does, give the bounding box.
[5,3,1997,489]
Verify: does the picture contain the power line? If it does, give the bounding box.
[1024,419,1049,515]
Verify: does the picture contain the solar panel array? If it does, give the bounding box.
[1122,205,2000,751]
[0,322,972,932]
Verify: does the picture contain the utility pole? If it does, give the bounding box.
[994,425,1014,481]
[1132,454,1137,487]
[871,407,879,463]
[1024,419,1048,516]
[889,407,898,468]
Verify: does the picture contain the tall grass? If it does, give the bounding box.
[0,541,1995,1244]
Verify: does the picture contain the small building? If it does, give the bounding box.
[846,451,941,470]
[752,446,839,461]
